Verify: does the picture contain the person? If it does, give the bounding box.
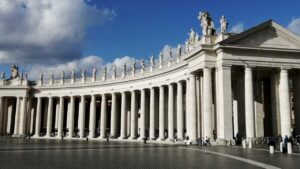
[143,137,147,144]
[283,135,288,153]
[288,136,293,146]
[268,138,276,149]
[205,136,210,146]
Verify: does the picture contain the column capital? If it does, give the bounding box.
[280,66,292,71]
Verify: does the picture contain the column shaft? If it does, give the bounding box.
[217,66,234,140]
[110,93,117,137]
[189,74,197,141]
[245,67,255,138]
[130,91,137,139]
[13,97,21,135]
[79,96,86,138]
[100,94,107,138]
[149,88,156,140]
[89,95,96,138]
[279,68,292,137]
[19,97,28,136]
[120,92,127,138]
[68,96,75,138]
[0,97,4,134]
[158,86,165,140]
[177,81,184,139]
[57,97,64,137]
[34,97,42,137]
[139,89,146,139]
[46,97,53,137]
[168,84,174,140]
[203,68,213,139]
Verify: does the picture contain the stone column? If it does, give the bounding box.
[130,91,137,139]
[120,92,127,139]
[89,95,96,138]
[158,86,165,140]
[167,84,174,140]
[177,81,184,140]
[110,93,117,138]
[203,68,213,140]
[293,74,300,135]
[57,97,64,137]
[100,94,107,138]
[188,74,197,142]
[46,97,53,137]
[2,99,8,134]
[7,103,13,134]
[79,95,86,138]
[139,89,146,139]
[245,67,255,138]
[149,88,156,140]
[19,97,28,136]
[34,97,42,137]
[13,97,21,135]
[279,68,292,137]
[0,97,3,134]
[68,96,75,138]
[217,66,233,140]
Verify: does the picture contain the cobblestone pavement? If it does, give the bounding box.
[0,138,299,169]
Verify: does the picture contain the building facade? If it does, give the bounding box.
[1,14,300,143]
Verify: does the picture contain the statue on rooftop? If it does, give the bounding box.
[24,72,28,80]
[159,52,164,65]
[71,70,75,80]
[123,64,127,74]
[132,59,136,71]
[1,72,5,80]
[61,71,65,80]
[220,15,229,34]
[141,59,145,70]
[198,11,216,36]
[40,73,43,81]
[189,28,196,44]
[82,69,86,79]
[103,67,107,77]
[177,45,182,56]
[150,55,155,66]
[10,65,19,79]
[50,72,54,81]
[93,68,97,78]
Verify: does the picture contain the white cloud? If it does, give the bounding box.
[230,22,244,34]
[287,17,300,35]
[0,0,115,65]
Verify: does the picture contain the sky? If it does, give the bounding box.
[0,0,300,79]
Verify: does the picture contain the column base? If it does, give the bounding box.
[166,138,175,142]
[156,138,165,141]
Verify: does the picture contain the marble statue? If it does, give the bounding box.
[20,72,23,80]
[50,72,54,81]
[123,64,127,74]
[82,69,86,79]
[71,70,75,80]
[177,45,182,56]
[159,52,164,65]
[169,48,173,58]
[189,28,196,44]
[103,67,107,77]
[61,71,65,80]
[24,72,28,80]
[220,15,228,33]
[93,68,97,78]
[141,59,145,70]
[150,55,155,66]
[10,65,19,79]
[132,59,136,71]
[113,65,117,76]
[40,73,43,81]
[198,11,215,36]
[1,72,5,80]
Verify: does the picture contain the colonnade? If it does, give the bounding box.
[0,67,298,142]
